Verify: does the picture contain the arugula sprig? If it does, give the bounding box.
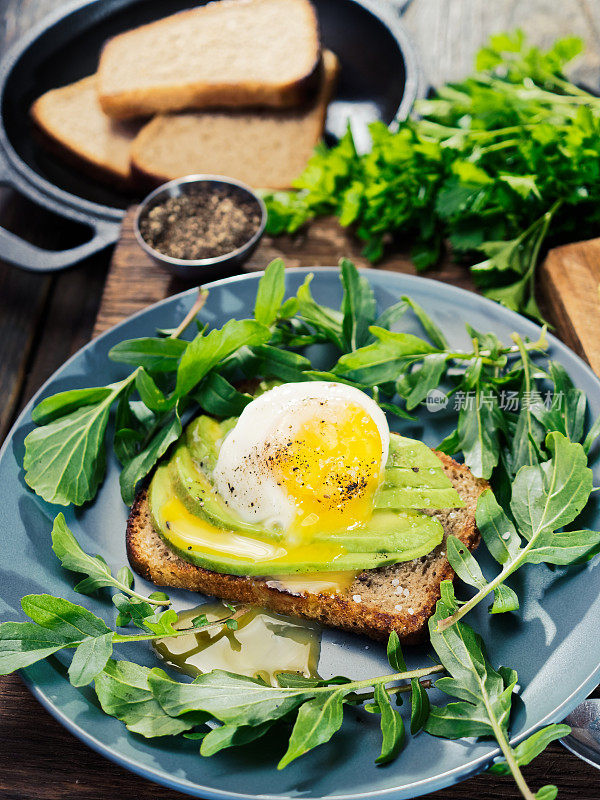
[438,432,600,630]
[427,600,567,800]
[263,33,600,320]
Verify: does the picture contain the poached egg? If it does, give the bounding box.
[213,382,390,539]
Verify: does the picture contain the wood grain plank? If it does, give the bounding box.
[540,238,600,376]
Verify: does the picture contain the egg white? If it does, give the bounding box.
[212,381,390,529]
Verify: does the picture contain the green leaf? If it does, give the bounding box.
[446,535,519,614]
[201,721,274,756]
[148,669,309,726]
[400,296,449,349]
[333,327,437,385]
[374,684,405,764]
[21,594,111,640]
[295,275,345,349]
[535,785,558,800]
[339,258,377,350]
[68,631,114,687]
[489,723,571,774]
[456,387,502,479]
[426,601,515,739]
[251,345,312,382]
[410,677,430,734]
[254,259,286,326]
[475,490,521,565]
[109,337,187,372]
[193,372,253,417]
[176,319,270,396]
[95,659,204,738]
[523,529,600,565]
[278,689,347,768]
[52,514,120,595]
[386,630,406,672]
[510,432,592,541]
[31,387,113,425]
[135,369,172,412]
[119,408,182,505]
[23,385,122,506]
[0,622,73,674]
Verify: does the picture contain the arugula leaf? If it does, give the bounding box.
[438,433,599,629]
[426,601,516,739]
[23,381,125,506]
[278,689,348,768]
[295,275,345,349]
[339,258,377,351]
[254,259,286,326]
[489,723,571,774]
[400,296,449,350]
[201,721,274,756]
[109,338,187,372]
[176,320,270,397]
[193,372,253,418]
[148,669,310,726]
[374,684,405,764]
[51,514,169,605]
[68,631,113,687]
[0,622,75,673]
[31,388,113,425]
[333,327,437,385]
[119,406,182,504]
[95,659,206,738]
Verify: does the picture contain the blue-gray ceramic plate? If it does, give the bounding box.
[1,268,599,799]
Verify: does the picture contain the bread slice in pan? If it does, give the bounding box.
[127,451,487,644]
[30,75,141,189]
[97,0,321,119]
[129,49,339,191]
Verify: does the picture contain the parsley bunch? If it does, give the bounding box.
[264,32,600,320]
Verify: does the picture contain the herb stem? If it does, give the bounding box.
[480,677,537,800]
[112,610,244,643]
[170,288,209,340]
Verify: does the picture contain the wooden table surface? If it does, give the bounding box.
[0,1,599,798]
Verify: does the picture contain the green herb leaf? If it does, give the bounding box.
[95,659,205,738]
[374,683,405,764]
[489,723,571,774]
[254,259,286,326]
[176,320,270,396]
[109,337,187,372]
[278,689,347,769]
[31,387,113,425]
[68,631,114,687]
[24,384,123,506]
[201,721,274,756]
[340,258,377,350]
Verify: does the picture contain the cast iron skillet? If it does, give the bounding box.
[0,0,419,272]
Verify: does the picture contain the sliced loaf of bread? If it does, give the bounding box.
[30,75,141,188]
[97,0,321,119]
[127,451,487,644]
[129,49,339,190]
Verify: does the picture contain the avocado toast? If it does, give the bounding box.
[127,407,488,643]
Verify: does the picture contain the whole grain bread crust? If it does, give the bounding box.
[127,451,488,643]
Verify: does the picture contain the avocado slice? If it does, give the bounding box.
[169,443,280,539]
[377,433,465,509]
[186,415,236,474]
[149,465,444,576]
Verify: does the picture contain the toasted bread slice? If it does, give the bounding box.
[97,0,321,119]
[127,451,487,643]
[129,49,338,191]
[30,75,142,189]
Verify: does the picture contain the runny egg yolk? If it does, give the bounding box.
[270,402,383,540]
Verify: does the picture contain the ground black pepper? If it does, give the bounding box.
[139,186,261,260]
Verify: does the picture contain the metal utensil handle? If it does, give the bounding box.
[0,145,121,272]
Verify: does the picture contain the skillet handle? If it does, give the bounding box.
[0,146,121,273]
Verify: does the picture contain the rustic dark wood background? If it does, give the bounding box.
[0,1,599,798]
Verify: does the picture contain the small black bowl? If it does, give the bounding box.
[134,175,267,280]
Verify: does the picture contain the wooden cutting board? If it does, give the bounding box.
[93,207,600,378]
